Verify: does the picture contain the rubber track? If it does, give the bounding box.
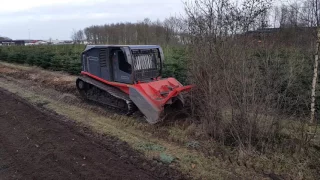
[77,76,136,115]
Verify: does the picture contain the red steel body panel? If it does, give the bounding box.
[81,71,130,94]
[80,71,193,108]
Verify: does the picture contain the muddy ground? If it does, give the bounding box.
[0,88,185,180]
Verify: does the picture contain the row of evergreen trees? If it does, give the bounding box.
[0,45,83,74]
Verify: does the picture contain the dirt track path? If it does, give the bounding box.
[0,88,175,180]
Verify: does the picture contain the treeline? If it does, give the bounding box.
[72,18,181,45]
[69,0,319,47]
[0,45,83,74]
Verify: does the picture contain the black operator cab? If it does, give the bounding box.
[81,45,164,84]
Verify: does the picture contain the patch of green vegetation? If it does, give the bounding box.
[136,142,166,152]
[162,46,188,84]
[159,153,175,164]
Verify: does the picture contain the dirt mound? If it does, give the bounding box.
[0,88,186,180]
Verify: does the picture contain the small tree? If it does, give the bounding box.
[308,0,320,124]
[71,29,85,44]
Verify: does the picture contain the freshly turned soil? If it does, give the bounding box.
[0,88,185,180]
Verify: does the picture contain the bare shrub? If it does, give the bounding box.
[181,0,314,151]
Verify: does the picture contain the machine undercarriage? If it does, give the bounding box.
[76,77,136,115]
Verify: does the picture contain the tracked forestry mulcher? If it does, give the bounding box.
[76,45,193,124]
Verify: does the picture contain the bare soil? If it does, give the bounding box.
[0,88,185,180]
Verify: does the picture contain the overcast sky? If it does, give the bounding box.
[0,0,185,40]
[0,0,288,40]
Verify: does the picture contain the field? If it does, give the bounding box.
[0,52,319,180]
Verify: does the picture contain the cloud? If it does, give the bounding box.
[0,0,184,39]
[0,0,108,13]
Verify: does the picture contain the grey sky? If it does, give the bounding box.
[0,0,185,40]
[0,0,289,40]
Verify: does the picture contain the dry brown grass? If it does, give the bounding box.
[0,62,76,92]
